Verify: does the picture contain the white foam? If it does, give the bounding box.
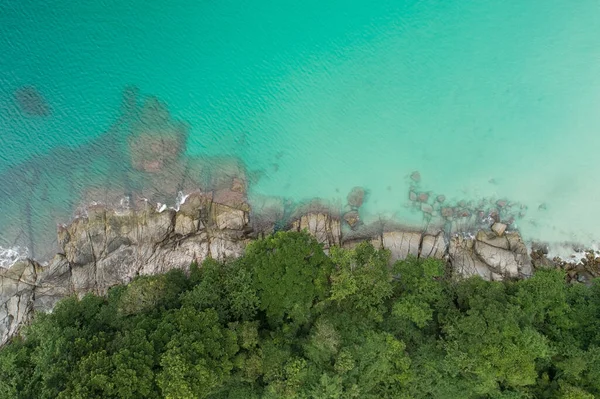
[175,191,189,211]
[546,241,600,265]
[0,246,29,269]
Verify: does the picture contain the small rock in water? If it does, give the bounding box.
[436,195,446,203]
[458,200,466,207]
[421,203,433,214]
[538,203,547,211]
[347,187,366,208]
[496,199,508,208]
[409,191,417,201]
[410,171,421,182]
[489,209,500,223]
[417,192,429,202]
[441,207,454,218]
[491,222,507,237]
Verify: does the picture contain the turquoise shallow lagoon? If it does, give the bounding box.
[1,0,600,261]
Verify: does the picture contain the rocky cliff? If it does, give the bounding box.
[0,190,541,347]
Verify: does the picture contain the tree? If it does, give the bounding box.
[242,231,332,327]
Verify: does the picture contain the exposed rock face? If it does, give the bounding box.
[449,231,532,280]
[0,260,38,344]
[0,192,251,346]
[291,212,341,249]
[420,232,447,259]
[381,231,422,263]
[0,196,535,347]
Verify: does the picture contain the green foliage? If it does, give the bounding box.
[0,231,599,398]
[242,231,332,326]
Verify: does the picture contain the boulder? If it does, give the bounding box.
[449,235,493,280]
[420,232,447,259]
[212,203,249,231]
[382,231,422,263]
[291,212,341,249]
[491,222,507,237]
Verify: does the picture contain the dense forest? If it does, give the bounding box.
[1,231,599,398]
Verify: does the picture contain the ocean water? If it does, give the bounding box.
[1,0,600,262]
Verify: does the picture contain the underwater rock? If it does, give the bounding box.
[129,134,184,173]
[417,192,429,202]
[496,199,508,208]
[421,203,433,214]
[347,187,365,208]
[436,195,446,203]
[128,97,188,173]
[14,86,51,117]
[409,191,417,201]
[410,171,421,182]
[458,209,471,218]
[441,207,454,218]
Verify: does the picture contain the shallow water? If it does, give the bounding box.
[1,0,600,262]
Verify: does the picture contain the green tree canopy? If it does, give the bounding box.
[1,231,599,398]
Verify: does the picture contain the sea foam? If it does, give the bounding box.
[0,246,29,269]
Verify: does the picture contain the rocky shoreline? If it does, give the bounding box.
[0,184,548,347]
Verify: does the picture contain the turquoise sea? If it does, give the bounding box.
[1,0,600,262]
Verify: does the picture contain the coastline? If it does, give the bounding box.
[1,89,599,347]
[1,184,598,347]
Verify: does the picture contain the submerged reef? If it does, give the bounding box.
[13,86,51,117]
[0,87,247,261]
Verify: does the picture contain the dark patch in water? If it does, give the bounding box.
[14,86,51,117]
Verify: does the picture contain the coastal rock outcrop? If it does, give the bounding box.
[0,260,38,344]
[449,230,532,280]
[1,195,537,347]
[381,231,422,263]
[291,212,341,249]
[0,191,252,345]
